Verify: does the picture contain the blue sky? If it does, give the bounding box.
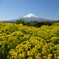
[0,0,59,21]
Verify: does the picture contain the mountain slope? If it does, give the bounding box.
[22,13,50,21]
[3,13,52,22]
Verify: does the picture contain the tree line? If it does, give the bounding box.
[15,19,53,27]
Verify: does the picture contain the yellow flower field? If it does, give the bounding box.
[0,22,59,59]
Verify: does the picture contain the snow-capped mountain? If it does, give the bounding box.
[22,13,50,21]
[23,13,38,18]
[3,13,52,22]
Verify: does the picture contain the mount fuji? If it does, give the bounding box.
[3,13,52,22]
[21,13,50,21]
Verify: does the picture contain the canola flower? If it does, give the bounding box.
[0,22,59,59]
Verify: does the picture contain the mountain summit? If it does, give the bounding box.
[4,13,51,22]
[22,13,49,21]
[23,13,38,18]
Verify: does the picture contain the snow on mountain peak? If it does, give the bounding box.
[23,13,38,18]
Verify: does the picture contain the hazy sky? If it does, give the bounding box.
[0,0,59,21]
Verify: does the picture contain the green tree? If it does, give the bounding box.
[16,19,26,24]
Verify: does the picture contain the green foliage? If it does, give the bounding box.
[26,21,38,26]
[16,19,26,24]
[16,19,53,27]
